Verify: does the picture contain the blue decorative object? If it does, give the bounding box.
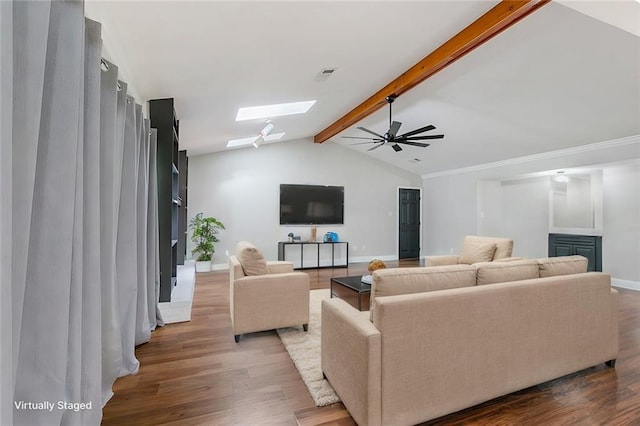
[323,232,339,243]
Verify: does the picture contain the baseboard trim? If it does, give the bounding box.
[612,278,640,291]
[350,255,397,264]
[211,263,229,271]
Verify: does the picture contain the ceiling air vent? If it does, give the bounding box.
[314,68,336,82]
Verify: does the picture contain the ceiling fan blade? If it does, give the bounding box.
[388,121,402,138]
[350,140,383,145]
[367,142,385,151]
[402,134,444,141]
[342,136,378,140]
[357,126,385,139]
[398,141,430,148]
[398,124,436,138]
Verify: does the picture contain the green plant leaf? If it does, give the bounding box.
[189,212,225,260]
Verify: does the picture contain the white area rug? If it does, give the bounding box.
[277,289,341,407]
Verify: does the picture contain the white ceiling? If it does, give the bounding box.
[85,1,640,175]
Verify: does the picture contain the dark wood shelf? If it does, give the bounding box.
[150,98,187,302]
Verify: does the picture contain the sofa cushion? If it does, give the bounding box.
[370,265,477,319]
[492,239,514,260]
[459,241,497,264]
[493,256,524,262]
[235,241,269,276]
[474,259,540,285]
[538,255,588,277]
[463,235,513,260]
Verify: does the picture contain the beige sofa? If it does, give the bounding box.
[229,242,309,342]
[321,256,618,425]
[425,235,515,266]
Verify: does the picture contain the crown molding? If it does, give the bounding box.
[422,134,640,179]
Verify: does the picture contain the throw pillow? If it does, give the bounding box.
[493,239,514,260]
[459,242,497,265]
[236,241,268,276]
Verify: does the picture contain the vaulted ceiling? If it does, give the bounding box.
[85,1,640,175]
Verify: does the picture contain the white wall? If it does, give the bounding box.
[423,136,640,283]
[188,139,421,264]
[603,163,640,282]
[497,177,550,258]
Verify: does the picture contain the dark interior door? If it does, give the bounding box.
[399,188,420,259]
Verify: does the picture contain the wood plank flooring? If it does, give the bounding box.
[102,261,640,425]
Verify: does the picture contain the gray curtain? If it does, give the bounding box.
[5,1,163,424]
[0,1,14,425]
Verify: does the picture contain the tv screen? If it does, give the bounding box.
[280,184,344,225]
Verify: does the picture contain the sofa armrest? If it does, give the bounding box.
[425,255,459,266]
[321,298,382,426]
[232,272,309,334]
[267,261,294,274]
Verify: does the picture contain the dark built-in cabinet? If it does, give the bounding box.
[548,233,602,272]
[177,150,188,265]
[150,98,188,302]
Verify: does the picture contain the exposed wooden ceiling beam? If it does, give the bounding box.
[314,0,550,143]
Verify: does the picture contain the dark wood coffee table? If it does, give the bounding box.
[330,275,371,311]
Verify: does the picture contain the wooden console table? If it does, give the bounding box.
[277,241,349,270]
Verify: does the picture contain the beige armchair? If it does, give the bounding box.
[426,235,515,266]
[229,241,309,342]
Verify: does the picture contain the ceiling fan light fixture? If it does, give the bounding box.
[252,136,264,148]
[259,120,275,138]
[226,132,286,149]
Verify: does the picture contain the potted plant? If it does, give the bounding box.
[189,212,225,272]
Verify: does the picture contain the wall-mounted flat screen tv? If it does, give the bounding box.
[280,184,344,225]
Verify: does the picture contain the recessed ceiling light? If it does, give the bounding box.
[554,171,569,183]
[226,132,286,148]
[235,101,316,121]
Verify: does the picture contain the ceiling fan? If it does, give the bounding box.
[342,94,444,152]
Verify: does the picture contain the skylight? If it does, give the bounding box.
[226,132,286,148]
[235,101,316,121]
